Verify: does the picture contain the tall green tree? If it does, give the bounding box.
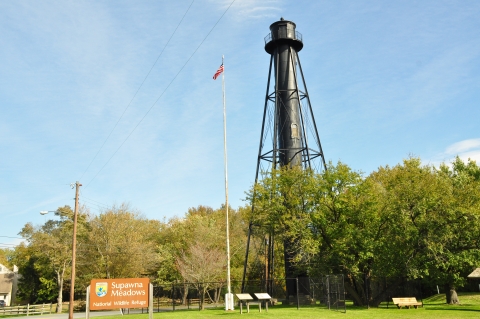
[10,244,47,304]
[79,203,159,281]
[246,159,480,306]
[246,167,316,285]
[372,157,480,304]
[430,157,480,303]
[17,205,82,312]
[247,164,372,302]
[305,162,386,306]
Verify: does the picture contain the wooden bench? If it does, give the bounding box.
[392,297,423,309]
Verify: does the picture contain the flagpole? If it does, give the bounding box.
[222,55,234,311]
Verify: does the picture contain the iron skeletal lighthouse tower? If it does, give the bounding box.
[242,18,327,297]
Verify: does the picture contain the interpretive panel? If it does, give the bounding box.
[254,293,271,300]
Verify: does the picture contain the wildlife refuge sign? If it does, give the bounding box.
[88,278,151,311]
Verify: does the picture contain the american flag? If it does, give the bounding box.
[213,63,224,80]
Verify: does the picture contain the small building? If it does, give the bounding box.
[0,264,18,306]
[467,268,480,279]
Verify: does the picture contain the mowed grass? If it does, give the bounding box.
[92,292,480,319]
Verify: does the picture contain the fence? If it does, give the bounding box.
[0,303,53,316]
[147,276,346,313]
[149,277,473,310]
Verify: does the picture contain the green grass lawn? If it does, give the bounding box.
[91,292,480,319]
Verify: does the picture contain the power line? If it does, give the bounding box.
[82,201,108,210]
[79,0,196,182]
[81,202,108,213]
[0,243,20,247]
[85,0,236,188]
[81,196,109,206]
[80,194,111,210]
[0,236,23,239]
[81,204,105,214]
[79,189,112,211]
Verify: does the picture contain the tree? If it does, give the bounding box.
[262,162,401,306]
[79,203,159,280]
[17,206,81,312]
[372,157,480,304]
[0,248,13,267]
[155,205,248,308]
[10,244,46,304]
[175,208,229,308]
[430,157,480,303]
[176,241,225,309]
[247,158,480,306]
[246,166,316,292]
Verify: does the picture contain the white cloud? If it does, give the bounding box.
[456,150,480,164]
[445,138,480,155]
[430,138,480,167]
[211,0,283,20]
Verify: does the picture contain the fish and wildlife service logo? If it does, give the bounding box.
[95,282,108,297]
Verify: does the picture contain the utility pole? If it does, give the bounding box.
[69,181,81,319]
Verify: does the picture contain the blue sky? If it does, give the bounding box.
[1,0,480,248]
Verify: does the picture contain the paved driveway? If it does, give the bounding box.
[10,311,123,319]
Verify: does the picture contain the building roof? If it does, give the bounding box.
[0,273,13,294]
[467,268,480,279]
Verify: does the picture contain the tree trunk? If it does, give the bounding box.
[182,284,188,306]
[444,284,460,304]
[364,272,370,308]
[206,289,214,303]
[56,267,65,313]
[200,288,205,310]
[344,281,364,306]
[215,287,221,304]
[371,277,403,307]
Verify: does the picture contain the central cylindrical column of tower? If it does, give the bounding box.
[264,18,309,300]
[265,18,304,167]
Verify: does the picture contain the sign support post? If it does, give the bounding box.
[86,286,90,319]
[149,283,153,319]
